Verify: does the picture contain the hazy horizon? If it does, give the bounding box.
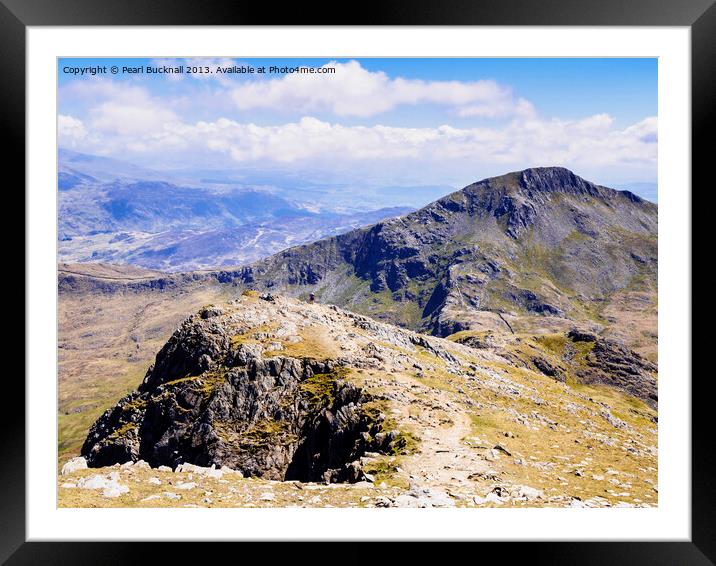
[58,146,658,205]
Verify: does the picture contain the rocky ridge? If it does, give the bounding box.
[452,328,658,408]
[73,293,658,508]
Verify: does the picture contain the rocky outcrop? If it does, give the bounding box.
[506,289,564,317]
[524,330,657,407]
[82,306,403,482]
[572,332,658,407]
[531,356,563,379]
[455,326,657,408]
[494,194,537,239]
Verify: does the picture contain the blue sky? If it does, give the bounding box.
[58,57,658,193]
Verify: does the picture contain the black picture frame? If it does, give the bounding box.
[4,0,710,562]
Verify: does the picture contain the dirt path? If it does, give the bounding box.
[401,399,489,491]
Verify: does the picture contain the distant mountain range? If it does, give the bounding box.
[58,149,415,271]
[58,151,657,274]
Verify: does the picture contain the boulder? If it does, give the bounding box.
[76,474,129,498]
[61,456,87,475]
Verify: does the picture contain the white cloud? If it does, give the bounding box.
[230,60,536,118]
[57,114,87,147]
[89,100,179,137]
[57,71,657,184]
[61,80,181,137]
[59,109,657,185]
[192,115,657,168]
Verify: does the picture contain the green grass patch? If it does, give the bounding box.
[240,419,296,448]
[362,458,408,488]
[122,397,148,412]
[193,373,227,398]
[363,460,397,477]
[58,365,146,462]
[163,372,227,399]
[534,334,569,357]
[389,431,421,455]
[358,287,426,329]
[532,333,595,384]
[570,340,595,366]
[163,375,201,388]
[360,399,389,425]
[108,422,137,439]
[468,413,501,434]
[299,367,350,408]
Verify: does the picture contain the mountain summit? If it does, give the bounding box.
[223,167,656,345]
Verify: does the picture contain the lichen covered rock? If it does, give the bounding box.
[81,306,399,482]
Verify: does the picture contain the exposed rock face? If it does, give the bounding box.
[531,356,563,379]
[82,299,404,482]
[483,328,658,408]
[573,333,658,406]
[212,167,656,336]
[451,331,500,350]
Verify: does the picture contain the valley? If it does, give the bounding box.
[58,149,421,271]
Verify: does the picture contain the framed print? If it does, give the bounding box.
[5,0,712,562]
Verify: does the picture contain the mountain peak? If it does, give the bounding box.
[468,166,600,198]
[212,166,657,338]
[463,166,648,205]
[518,166,600,196]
